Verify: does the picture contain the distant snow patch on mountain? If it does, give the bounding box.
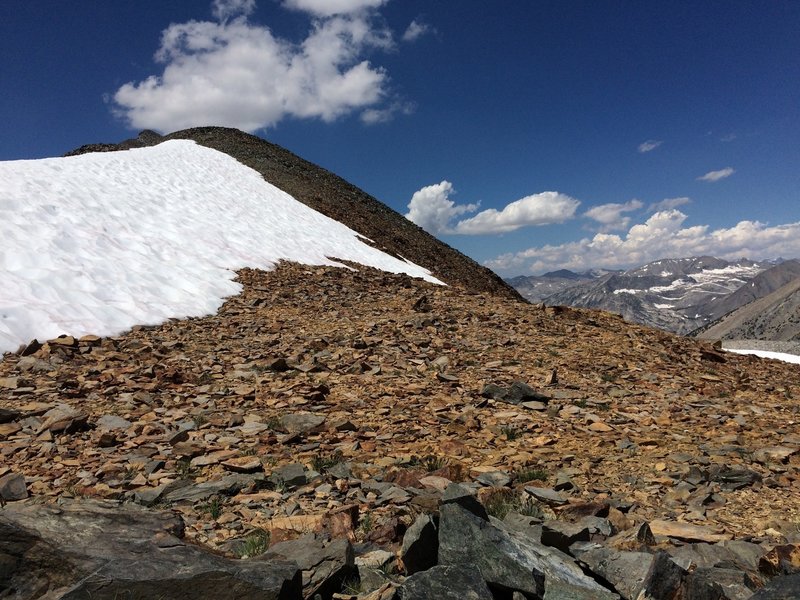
[0,140,440,354]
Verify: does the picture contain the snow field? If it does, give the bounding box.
[0,140,441,354]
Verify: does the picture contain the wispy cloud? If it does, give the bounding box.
[584,199,643,232]
[697,167,735,182]
[402,19,435,42]
[486,209,800,275]
[113,0,404,132]
[405,184,579,235]
[648,196,691,212]
[637,139,663,153]
[282,0,388,17]
[720,133,737,142]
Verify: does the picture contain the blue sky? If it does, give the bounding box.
[2,0,798,275]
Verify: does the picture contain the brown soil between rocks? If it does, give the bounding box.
[1,263,799,551]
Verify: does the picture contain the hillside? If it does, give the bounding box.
[66,127,521,301]
[695,277,800,342]
[3,263,800,597]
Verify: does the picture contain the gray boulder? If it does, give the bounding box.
[438,502,618,599]
[401,513,438,575]
[0,499,301,599]
[398,564,493,600]
[261,533,354,600]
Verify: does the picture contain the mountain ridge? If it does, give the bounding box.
[67,127,522,301]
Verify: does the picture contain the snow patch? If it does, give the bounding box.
[0,140,442,354]
[726,349,800,365]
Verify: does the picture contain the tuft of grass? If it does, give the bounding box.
[500,425,523,441]
[236,529,270,558]
[192,413,208,428]
[340,577,363,595]
[311,450,345,474]
[175,458,197,480]
[202,495,223,520]
[484,488,544,520]
[410,454,447,472]
[358,512,374,535]
[514,467,548,484]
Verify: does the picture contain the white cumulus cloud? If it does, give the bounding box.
[404,181,478,235]
[282,0,388,17]
[454,192,580,235]
[698,167,735,182]
[486,210,800,275]
[113,1,400,132]
[638,139,662,153]
[584,199,643,231]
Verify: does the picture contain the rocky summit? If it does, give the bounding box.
[2,262,800,599]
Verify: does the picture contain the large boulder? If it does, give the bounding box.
[0,500,302,599]
[437,502,618,599]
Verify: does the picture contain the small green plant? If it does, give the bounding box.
[410,454,447,472]
[203,496,223,520]
[236,529,270,558]
[514,467,547,484]
[600,372,617,382]
[484,489,544,520]
[311,450,344,474]
[266,416,283,431]
[574,399,588,409]
[340,577,364,595]
[175,458,197,479]
[192,413,207,428]
[501,425,523,441]
[358,512,374,535]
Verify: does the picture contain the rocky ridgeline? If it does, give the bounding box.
[2,263,800,598]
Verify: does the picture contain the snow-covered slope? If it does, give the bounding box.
[0,140,440,354]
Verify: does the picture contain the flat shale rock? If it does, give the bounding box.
[0,499,302,599]
[397,564,493,600]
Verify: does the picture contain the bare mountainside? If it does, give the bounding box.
[695,276,800,342]
[3,264,800,597]
[66,127,521,301]
[521,257,776,334]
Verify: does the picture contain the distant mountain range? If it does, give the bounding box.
[508,256,800,339]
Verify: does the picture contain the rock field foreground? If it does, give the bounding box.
[2,263,800,599]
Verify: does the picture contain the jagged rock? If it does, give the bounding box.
[709,466,762,491]
[0,500,302,599]
[685,567,759,600]
[280,413,326,435]
[401,513,438,575]
[0,407,20,423]
[576,546,686,600]
[261,533,354,600]
[649,519,732,543]
[438,503,618,599]
[481,381,549,405]
[475,470,511,488]
[541,519,591,552]
[270,463,308,488]
[165,473,264,502]
[759,544,800,577]
[397,564,493,600]
[0,473,27,501]
[441,483,489,520]
[37,404,88,433]
[525,486,569,506]
[96,414,132,430]
[753,446,797,464]
[750,573,800,599]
